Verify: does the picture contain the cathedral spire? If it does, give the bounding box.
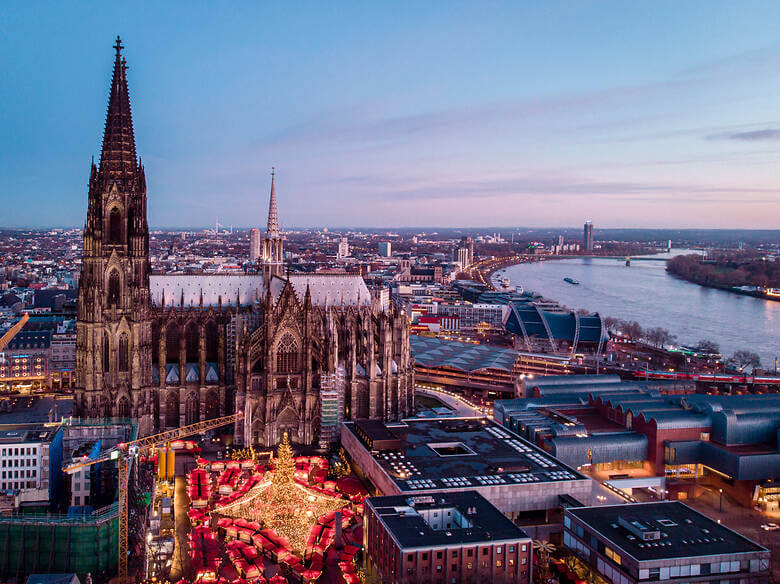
[99,36,137,175]
[266,167,279,237]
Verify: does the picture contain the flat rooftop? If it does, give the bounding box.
[567,501,766,561]
[0,396,73,424]
[367,490,529,549]
[344,418,586,492]
[0,424,59,445]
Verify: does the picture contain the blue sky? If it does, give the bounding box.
[2,1,780,229]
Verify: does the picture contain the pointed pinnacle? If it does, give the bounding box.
[266,167,279,236]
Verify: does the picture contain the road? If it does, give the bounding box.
[168,474,193,581]
[415,387,489,417]
[684,487,780,580]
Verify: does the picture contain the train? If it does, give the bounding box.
[633,369,780,385]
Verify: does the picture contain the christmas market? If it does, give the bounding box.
[151,433,366,584]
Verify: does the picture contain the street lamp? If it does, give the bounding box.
[719,488,723,512]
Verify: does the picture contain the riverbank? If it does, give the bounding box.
[499,256,779,366]
[665,272,780,302]
[472,255,537,290]
[666,254,779,302]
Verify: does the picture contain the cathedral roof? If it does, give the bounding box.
[149,274,263,307]
[270,274,372,307]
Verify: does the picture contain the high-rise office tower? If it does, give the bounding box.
[249,228,261,262]
[455,236,474,269]
[584,221,594,252]
[337,237,350,259]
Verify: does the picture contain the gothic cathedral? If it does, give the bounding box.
[74,39,414,446]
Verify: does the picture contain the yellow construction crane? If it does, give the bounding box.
[63,411,244,584]
[0,312,30,353]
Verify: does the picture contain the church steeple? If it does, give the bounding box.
[83,37,148,258]
[267,167,279,237]
[76,37,153,425]
[261,167,284,287]
[100,36,138,176]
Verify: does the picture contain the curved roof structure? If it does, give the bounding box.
[551,432,648,468]
[504,302,607,353]
[410,336,519,373]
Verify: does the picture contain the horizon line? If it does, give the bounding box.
[1,225,779,233]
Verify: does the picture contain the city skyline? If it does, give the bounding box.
[0,7,778,581]
[2,2,780,229]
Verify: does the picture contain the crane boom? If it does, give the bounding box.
[63,411,244,473]
[62,410,244,583]
[130,411,243,450]
[0,312,29,352]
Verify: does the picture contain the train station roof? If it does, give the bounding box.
[410,336,519,373]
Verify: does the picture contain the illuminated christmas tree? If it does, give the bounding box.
[223,430,345,553]
[273,432,295,484]
[271,431,297,509]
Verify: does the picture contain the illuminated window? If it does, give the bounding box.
[606,546,622,565]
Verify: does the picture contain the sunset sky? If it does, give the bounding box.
[2,1,780,229]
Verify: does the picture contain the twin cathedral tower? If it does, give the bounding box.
[74,38,413,445]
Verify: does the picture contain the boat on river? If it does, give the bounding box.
[563,277,580,285]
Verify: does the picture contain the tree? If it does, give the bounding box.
[603,316,621,333]
[729,350,761,373]
[563,550,609,584]
[646,327,676,348]
[533,541,556,584]
[621,321,644,340]
[696,339,720,354]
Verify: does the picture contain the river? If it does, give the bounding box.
[495,251,779,367]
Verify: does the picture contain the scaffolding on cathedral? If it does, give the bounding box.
[319,365,346,448]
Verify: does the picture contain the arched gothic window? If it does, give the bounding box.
[151,322,161,364]
[109,208,122,244]
[205,321,218,362]
[166,323,180,364]
[117,396,130,419]
[276,333,299,374]
[204,390,220,420]
[118,333,129,372]
[165,392,179,428]
[108,271,120,308]
[185,392,199,426]
[186,322,200,363]
[102,333,110,372]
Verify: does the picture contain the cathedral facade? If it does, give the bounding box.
[74,39,414,446]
